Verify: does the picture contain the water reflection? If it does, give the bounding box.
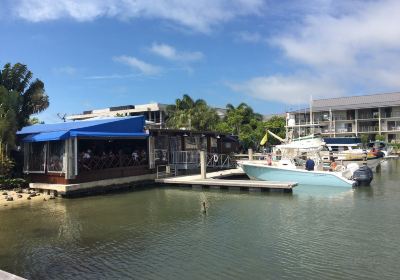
[294,184,354,199]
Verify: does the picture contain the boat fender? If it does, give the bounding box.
[213,154,219,162]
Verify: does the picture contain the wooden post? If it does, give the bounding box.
[200,150,206,179]
[74,137,78,176]
[148,136,155,169]
[248,148,253,161]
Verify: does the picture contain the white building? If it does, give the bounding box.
[68,103,168,127]
[289,92,400,143]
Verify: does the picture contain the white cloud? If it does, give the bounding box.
[229,74,344,105]
[149,43,203,62]
[235,31,265,43]
[272,1,400,68]
[233,0,400,104]
[113,55,161,75]
[53,66,77,75]
[84,73,142,80]
[12,0,264,33]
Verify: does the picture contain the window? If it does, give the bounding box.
[330,146,339,152]
[27,142,46,172]
[48,141,65,172]
[185,136,200,150]
[210,137,218,153]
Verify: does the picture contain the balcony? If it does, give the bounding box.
[386,126,400,131]
[358,113,379,119]
[333,116,353,121]
[358,126,379,132]
[336,128,354,133]
[381,112,400,118]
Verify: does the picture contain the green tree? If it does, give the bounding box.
[215,103,265,149]
[360,134,369,148]
[28,117,44,125]
[375,134,385,142]
[263,116,286,145]
[0,86,18,148]
[0,63,49,130]
[166,94,219,131]
[0,86,18,176]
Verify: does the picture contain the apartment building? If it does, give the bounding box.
[289,92,400,142]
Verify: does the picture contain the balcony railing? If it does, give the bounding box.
[336,128,354,133]
[358,112,379,119]
[386,126,400,131]
[333,116,353,121]
[381,112,400,118]
[358,126,379,132]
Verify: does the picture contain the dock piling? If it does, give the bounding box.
[248,149,253,161]
[200,150,206,179]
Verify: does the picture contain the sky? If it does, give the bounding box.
[1,0,400,123]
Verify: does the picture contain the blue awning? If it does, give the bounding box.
[17,116,148,143]
[22,131,69,142]
[69,131,148,138]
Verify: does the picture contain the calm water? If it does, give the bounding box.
[1,160,400,280]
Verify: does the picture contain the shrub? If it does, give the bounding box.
[0,155,14,177]
[0,177,28,190]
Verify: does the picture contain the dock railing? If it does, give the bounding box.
[171,150,200,169]
[156,164,178,179]
[169,151,238,170]
[206,153,237,169]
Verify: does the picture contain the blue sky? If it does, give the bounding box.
[1,0,400,122]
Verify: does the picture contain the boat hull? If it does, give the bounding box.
[242,162,355,188]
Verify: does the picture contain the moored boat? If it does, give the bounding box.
[240,160,357,188]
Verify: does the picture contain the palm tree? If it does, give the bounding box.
[0,63,49,129]
[166,94,218,131]
[0,87,18,149]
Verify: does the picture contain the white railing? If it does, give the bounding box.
[156,164,178,178]
[206,153,237,169]
[387,126,400,131]
[382,112,400,118]
[170,151,237,170]
[358,126,379,132]
[358,113,379,119]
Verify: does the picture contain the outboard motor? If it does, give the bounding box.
[353,165,373,186]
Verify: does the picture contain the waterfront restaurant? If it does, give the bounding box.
[17,116,150,185]
[17,116,240,193]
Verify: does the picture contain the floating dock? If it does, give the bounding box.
[155,168,297,192]
[0,269,26,280]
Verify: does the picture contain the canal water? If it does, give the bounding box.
[1,160,400,280]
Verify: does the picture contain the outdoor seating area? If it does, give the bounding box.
[17,116,150,184]
[78,139,148,172]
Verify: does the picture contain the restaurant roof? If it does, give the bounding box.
[17,116,147,142]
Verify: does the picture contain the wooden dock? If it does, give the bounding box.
[155,168,297,192]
